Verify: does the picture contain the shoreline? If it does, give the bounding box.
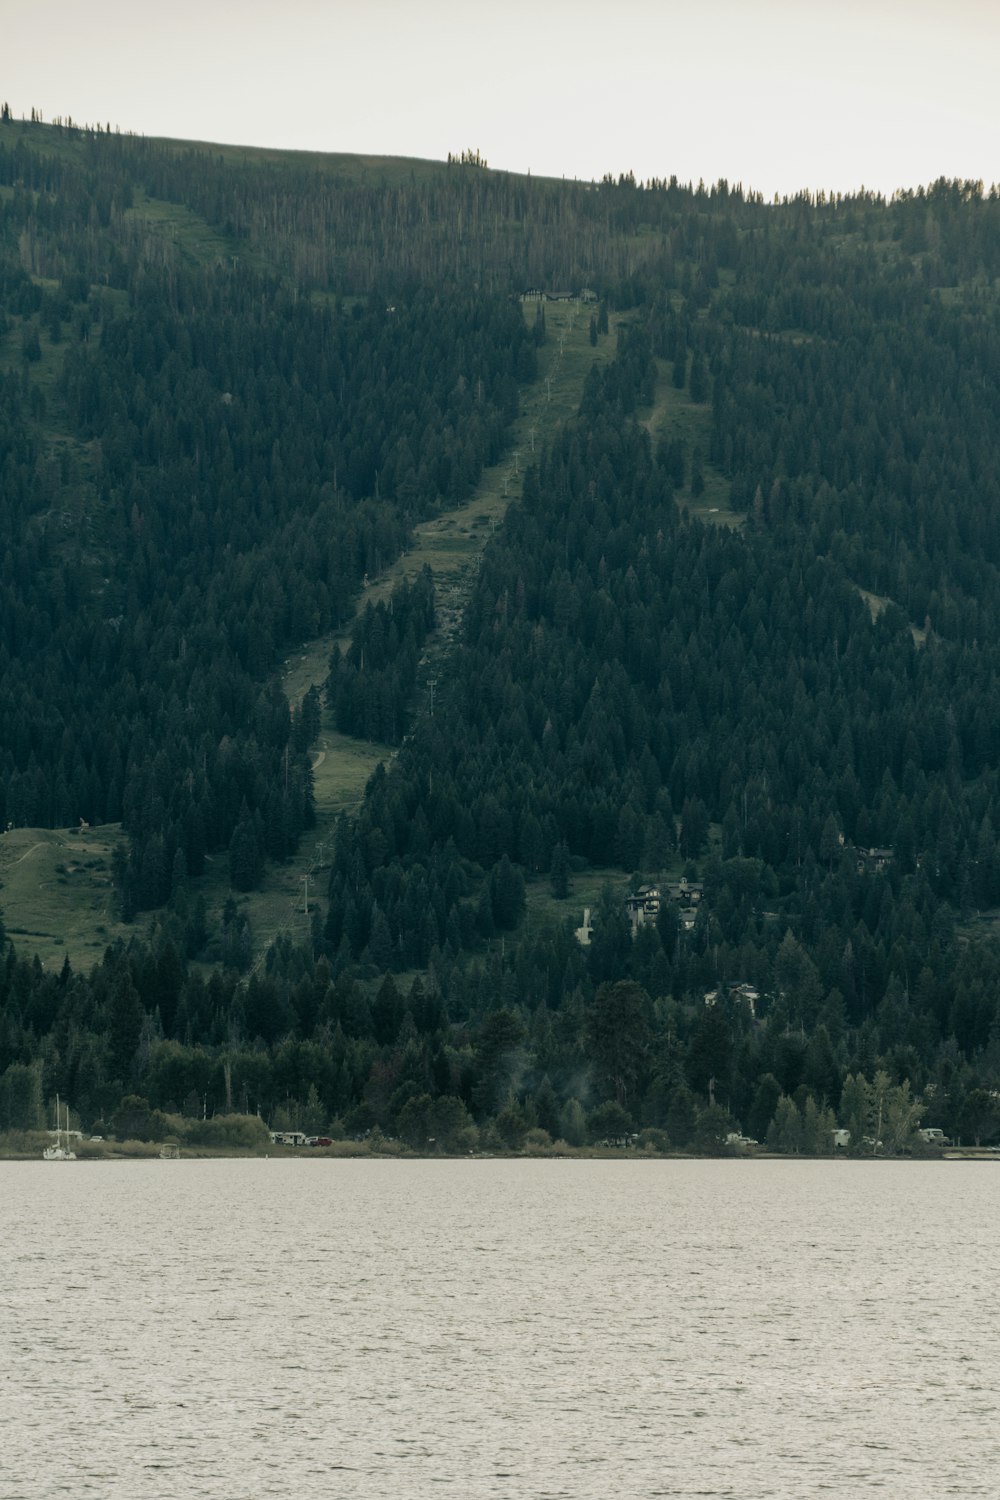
[3,1140,998,1164]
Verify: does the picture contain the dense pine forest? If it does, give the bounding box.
[4,114,1000,1154]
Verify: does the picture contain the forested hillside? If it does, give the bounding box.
[0,120,534,920]
[3,115,1000,1154]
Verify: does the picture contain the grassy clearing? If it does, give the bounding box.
[0,314,63,391]
[641,359,741,528]
[854,585,927,647]
[309,728,392,815]
[523,868,628,935]
[0,730,394,976]
[0,825,136,972]
[124,188,243,269]
[186,729,394,971]
[958,909,1000,944]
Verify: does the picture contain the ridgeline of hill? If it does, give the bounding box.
[3,115,1000,1155]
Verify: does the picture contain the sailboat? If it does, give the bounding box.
[42,1095,77,1161]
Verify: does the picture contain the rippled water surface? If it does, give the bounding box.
[4,1159,999,1498]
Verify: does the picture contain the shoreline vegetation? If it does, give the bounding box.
[3,1125,997,1164]
[7,1146,1000,1162]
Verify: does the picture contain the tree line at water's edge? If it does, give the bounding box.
[5,120,1000,1151]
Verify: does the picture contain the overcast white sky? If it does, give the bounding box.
[4,0,998,197]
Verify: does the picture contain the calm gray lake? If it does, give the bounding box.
[4,1158,998,1498]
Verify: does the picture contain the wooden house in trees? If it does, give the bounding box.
[664,876,703,905]
[626,881,707,937]
[856,846,894,875]
[703,982,760,1017]
[666,878,703,931]
[625,884,660,935]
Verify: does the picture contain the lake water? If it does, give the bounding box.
[4,1158,999,1498]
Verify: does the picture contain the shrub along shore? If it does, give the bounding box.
[3,1118,990,1162]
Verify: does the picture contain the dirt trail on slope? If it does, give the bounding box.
[282,302,609,713]
[242,302,616,969]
